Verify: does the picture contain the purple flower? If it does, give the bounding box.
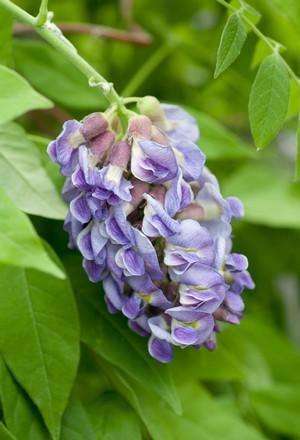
[48,101,254,364]
[63,210,83,249]
[96,164,132,204]
[165,219,215,276]
[162,104,200,143]
[47,120,84,176]
[103,274,125,313]
[177,284,226,312]
[131,139,178,183]
[164,170,193,217]
[172,139,205,182]
[148,335,173,363]
[171,313,214,346]
[221,253,255,322]
[142,194,180,238]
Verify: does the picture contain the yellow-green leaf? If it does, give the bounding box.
[214,13,247,78]
[249,53,290,149]
[0,65,52,124]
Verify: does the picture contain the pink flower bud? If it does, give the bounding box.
[80,112,108,140]
[89,131,115,162]
[109,141,131,168]
[151,125,169,146]
[130,178,150,207]
[128,115,152,139]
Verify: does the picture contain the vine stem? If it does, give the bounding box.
[0,0,128,113]
[216,0,300,86]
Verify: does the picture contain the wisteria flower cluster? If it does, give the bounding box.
[48,96,254,363]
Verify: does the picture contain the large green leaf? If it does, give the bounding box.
[102,365,265,440]
[223,162,300,228]
[87,391,142,440]
[0,7,13,66]
[60,398,96,440]
[250,384,300,437]
[186,108,255,160]
[0,359,49,440]
[64,255,182,416]
[240,318,300,384]
[0,188,64,278]
[171,318,273,390]
[0,423,17,440]
[0,249,80,439]
[249,53,290,148]
[171,329,246,383]
[13,40,106,110]
[179,383,266,440]
[214,13,247,78]
[0,65,52,124]
[29,134,64,193]
[0,124,66,219]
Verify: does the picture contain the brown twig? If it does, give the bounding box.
[14,22,152,46]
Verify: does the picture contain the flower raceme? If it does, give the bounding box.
[48,97,254,363]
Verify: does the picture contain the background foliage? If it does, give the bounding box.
[0,0,299,438]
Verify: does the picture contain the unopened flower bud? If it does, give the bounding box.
[138,96,170,131]
[89,131,115,162]
[151,125,169,145]
[109,141,131,168]
[128,115,152,139]
[80,112,108,140]
[124,178,150,215]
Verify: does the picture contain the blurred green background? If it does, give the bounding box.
[7,0,300,438]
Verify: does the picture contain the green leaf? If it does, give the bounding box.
[29,134,64,193]
[0,8,13,66]
[230,1,261,29]
[0,65,52,124]
[0,188,64,278]
[0,423,17,440]
[249,53,290,148]
[171,331,245,383]
[223,162,300,228]
[0,358,49,439]
[250,384,300,437]
[0,248,80,439]
[214,13,247,78]
[186,108,255,160]
[251,40,272,69]
[171,319,274,390]
[240,318,300,384]
[87,391,142,440]
[61,398,96,440]
[179,383,266,440]
[64,255,182,416]
[288,78,300,118]
[13,40,106,111]
[103,365,265,440]
[295,114,300,180]
[0,124,66,219]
